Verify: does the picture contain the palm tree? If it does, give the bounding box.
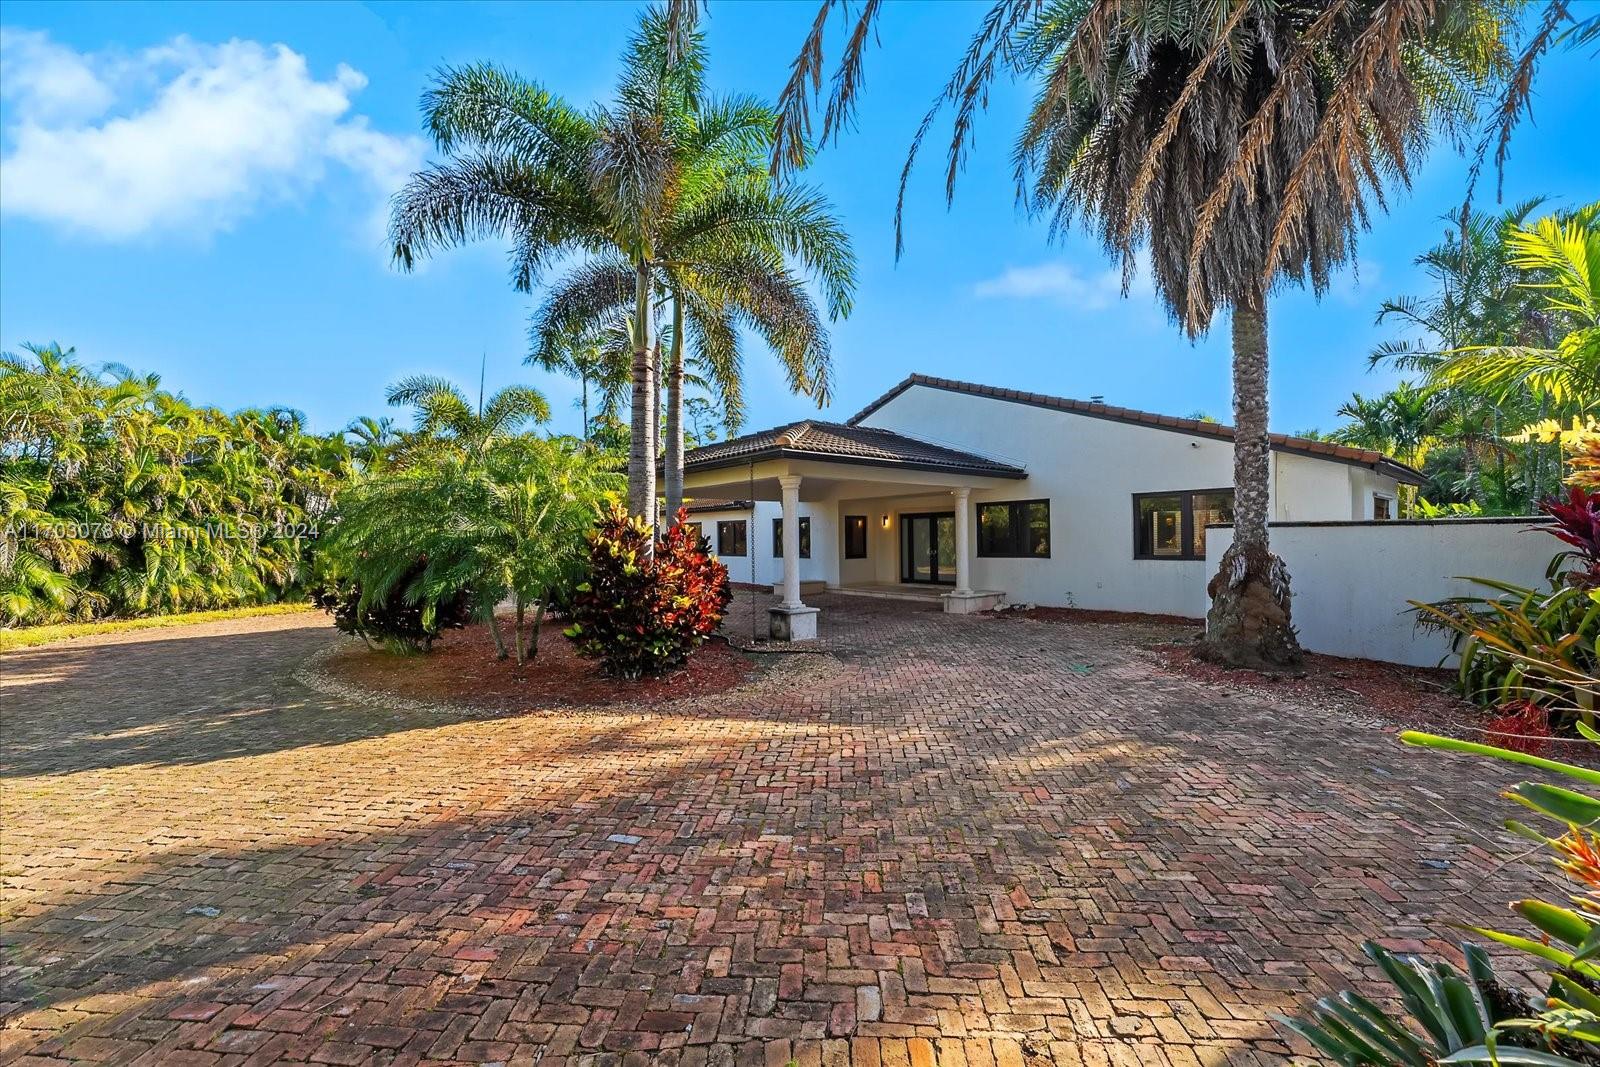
[527,327,628,442]
[345,416,398,470]
[390,9,852,526]
[1429,203,1600,411]
[723,0,1511,669]
[384,375,551,461]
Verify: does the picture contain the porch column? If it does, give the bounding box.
[779,474,804,609]
[952,487,972,595]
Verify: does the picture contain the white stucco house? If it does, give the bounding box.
[680,374,1424,639]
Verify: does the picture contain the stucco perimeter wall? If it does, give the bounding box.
[857,383,1401,617]
[1204,518,1558,667]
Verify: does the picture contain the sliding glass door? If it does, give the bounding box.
[900,512,956,585]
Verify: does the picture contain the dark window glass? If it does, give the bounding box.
[1373,495,1393,520]
[844,515,868,559]
[717,520,747,557]
[976,500,1050,558]
[681,520,703,543]
[772,516,810,558]
[1134,490,1233,560]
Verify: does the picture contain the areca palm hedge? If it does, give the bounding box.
[734,0,1519,669]
[1,343,349,625]
[389,8,855,524]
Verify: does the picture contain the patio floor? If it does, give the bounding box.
[0,592,1540,1066]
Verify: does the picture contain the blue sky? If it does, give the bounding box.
[2,1,1594,439]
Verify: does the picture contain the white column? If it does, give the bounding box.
[779,474,804,609]
[952,487,972,595]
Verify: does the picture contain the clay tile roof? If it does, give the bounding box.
[682,420,1026,479]
[848,374,1427,486]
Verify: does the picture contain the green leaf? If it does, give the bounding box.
[1513,900,1594,947]
[1441,1047,1592,1065]
[1401,732,1600,787]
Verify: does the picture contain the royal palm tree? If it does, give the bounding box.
[390,9,852,526]
[711,0,1512,668]
[527,327,629,443]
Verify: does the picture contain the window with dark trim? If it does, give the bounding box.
[716,519,747,557]
[681,520,703,543]
[844,515,868,559]
[976,499,1050,558]
[1373,494,1393,520]
[1133,489,1234,560]
[772,516,811,558]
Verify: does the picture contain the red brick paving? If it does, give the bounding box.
[1,594,1535,1065]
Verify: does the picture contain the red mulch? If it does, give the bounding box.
[997,605,1204,627]
[1150,642,1509,737]
[325,616,756,713]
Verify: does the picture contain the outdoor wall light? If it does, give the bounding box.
[880,514,891,529]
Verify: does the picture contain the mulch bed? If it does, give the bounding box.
[996,605,1205,627]
[1150,642,1593,757]
[324,616,756,713]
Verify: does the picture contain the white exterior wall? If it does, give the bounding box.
[858,385,1400,617]
[690,503,836,587]
[1205,519,1558,666]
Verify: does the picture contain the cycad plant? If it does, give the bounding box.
[390,7,854,525]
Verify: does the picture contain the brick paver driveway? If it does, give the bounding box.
[2,595,1535,1066]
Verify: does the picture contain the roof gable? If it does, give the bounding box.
[849,374,1426,485]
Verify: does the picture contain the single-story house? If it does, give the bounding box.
[681,373,1424,639]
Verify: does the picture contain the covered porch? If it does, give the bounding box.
[680,421,1026,640]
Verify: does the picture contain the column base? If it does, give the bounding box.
[768,604,820,641]
[942,590,1006,615]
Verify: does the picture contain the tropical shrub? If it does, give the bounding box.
[1,343,349,626]
[655,510,733,651]
[1281,729,1600,1065]
[1414,501,1600,734]
[315,425,616,664]
[310,570,471,654]
[564,506,730,678]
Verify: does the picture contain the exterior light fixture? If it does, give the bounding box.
[880,514,891,529]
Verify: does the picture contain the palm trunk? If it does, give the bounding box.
[581,374,591,443]
[513,599,526,667]
[487,611,509,661]
[1197,287,1302,670]
[525,601,546,662]
[664,291,686,522]
[628,260,657,527]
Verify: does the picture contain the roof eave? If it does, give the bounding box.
[683,445,1026,480]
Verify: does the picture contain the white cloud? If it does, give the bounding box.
[972,260,1148,309]
[0,30,425,241]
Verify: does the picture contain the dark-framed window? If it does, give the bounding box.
[976,499,1050,558]
[1373,494,1393,520]
[844,515,868,559]
[681,520,703,543]
[772,516,811,558]
[717,519,747,557]
[1133,489,1234,560]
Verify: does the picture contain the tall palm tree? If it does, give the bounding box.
[390,9,852,526]
[719,0,1511,669]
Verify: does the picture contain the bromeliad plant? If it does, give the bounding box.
[564,505,730,678]
[1281,730,1600,1065]
[1414,490,1600,735]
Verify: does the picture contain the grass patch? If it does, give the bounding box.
[1,603,317,652]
